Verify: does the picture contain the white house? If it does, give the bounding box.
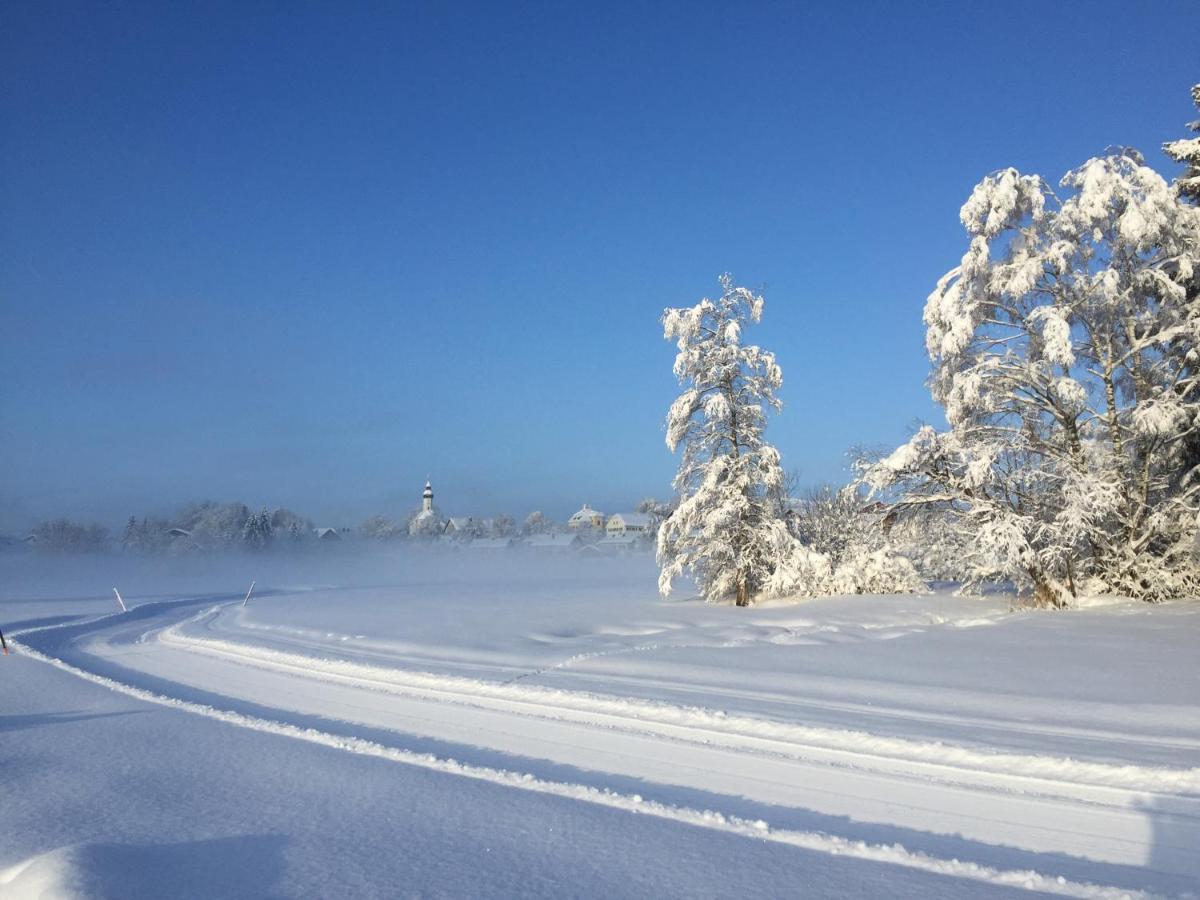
[581,535,639,556]
[443,517,474,536]
[525,533,582,553]
[605,512,652,537]
[567,504,605,530]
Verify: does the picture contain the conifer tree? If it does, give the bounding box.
[657,275,792,606]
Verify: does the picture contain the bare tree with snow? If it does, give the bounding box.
[657,275,793,606]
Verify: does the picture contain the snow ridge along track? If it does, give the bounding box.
[14,598,1200,898]
[159,609,1200,797]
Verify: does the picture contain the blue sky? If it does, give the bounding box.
[2,0,1197,530]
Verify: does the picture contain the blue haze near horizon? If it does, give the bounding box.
[2,1,1197,531]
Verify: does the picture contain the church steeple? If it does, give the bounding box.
[422,479,434,514]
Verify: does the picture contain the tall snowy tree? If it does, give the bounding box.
[242,507,274,552]
[863,150,1200,604]
[1164,84,1200,203]
[121,515,139,551]
[657,275,793,606]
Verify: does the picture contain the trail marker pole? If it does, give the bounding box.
[113,588,127,612]
[241,580,256,608]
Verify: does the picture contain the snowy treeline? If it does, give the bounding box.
[23,519,111,554]
[859,96,1200,606]
[117,503,316,555]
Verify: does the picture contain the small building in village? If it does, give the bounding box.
[408,480,444,536]
[443,517,473,536]
[581,535,640,556]
[605,512,652,537]
[525,533,583,553]
[567,504,605,530]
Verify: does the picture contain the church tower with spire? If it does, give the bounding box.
[422,479,434,514]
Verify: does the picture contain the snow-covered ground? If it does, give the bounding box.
[2,550,1198,898]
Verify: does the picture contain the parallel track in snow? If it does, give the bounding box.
[14,596,1200,898]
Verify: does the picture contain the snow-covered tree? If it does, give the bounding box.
[863,150,1200,605]
[521,511,552,536]
[120,515,172,554]
[492,514,516,538]
[657,275,793,606]
[177,502,251,550]
[29,519,109,554]
[121,515,138,549]
[359,515,404,541]
[271,507,313,536]
[1165,84,1200,203]
[635,497,676,533]
[242,507,274,552]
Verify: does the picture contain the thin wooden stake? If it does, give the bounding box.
[241,580,256,608]
[113,587,127,612]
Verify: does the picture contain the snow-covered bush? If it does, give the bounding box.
[785,485,925,595]
[828,546,925,595]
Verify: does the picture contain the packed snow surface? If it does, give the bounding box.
[2,551,1198,898]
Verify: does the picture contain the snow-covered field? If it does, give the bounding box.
[2,551,1198,898]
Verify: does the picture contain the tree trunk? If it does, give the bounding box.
[735,579,750,607]
[1029,569,1067,609]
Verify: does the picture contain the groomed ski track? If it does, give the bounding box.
[13,592,1200,898]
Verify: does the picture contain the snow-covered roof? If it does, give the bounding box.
[607,513,651,527]
[166,527,192,537]
[315,527,341,540]
[526,533,580,548]
[569,504,604,522]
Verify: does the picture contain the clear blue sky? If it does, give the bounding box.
[2,0,1197,530]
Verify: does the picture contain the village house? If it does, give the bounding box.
[604,512,652,537]
[524,533,582,553]
[567,504,605,530]
[442,517,473,536]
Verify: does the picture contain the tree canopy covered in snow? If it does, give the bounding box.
[1164,84,1200,203]
[656,276,795,605]
[863,148,1200,605]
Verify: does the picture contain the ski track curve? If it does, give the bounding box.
[12,593,1200,899]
